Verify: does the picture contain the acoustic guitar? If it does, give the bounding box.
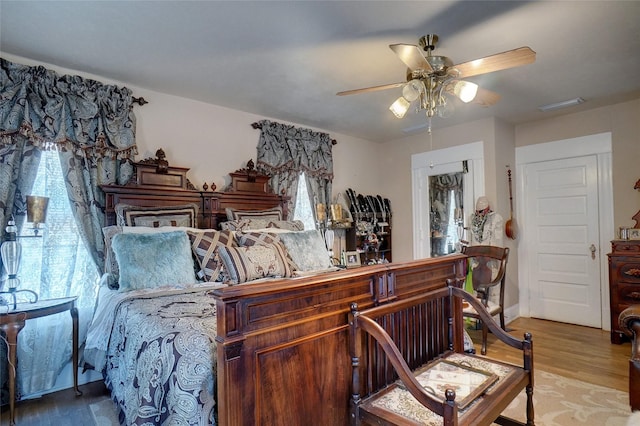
[505,168,517,240]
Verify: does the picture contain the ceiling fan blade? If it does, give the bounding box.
[453,47,536,79]
[389,44,433,73]
[336,82,405,96]
[472,87,501,107]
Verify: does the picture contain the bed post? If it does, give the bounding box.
[349,302,362,426]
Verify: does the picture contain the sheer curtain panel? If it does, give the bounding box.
[0,58,137,399]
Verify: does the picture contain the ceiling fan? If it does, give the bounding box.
[337,34,536,121]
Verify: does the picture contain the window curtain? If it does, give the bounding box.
[0,58,137,398]
[255,120,333,222]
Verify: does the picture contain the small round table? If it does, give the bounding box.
[0,296,81,426]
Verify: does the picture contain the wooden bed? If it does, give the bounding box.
[97,153,467,425]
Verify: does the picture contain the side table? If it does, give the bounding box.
[0,296,82,426]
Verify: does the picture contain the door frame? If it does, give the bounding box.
[515,132,613,330]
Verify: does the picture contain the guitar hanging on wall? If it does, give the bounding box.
[505,168,517,240]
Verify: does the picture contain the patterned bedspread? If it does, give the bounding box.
[86,285,220,426]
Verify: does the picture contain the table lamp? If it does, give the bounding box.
[0,195,49,309]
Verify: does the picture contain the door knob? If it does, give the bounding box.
[589,244,596,260]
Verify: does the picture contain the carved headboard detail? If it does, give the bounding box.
[101,156,288,228]
[130,148,197,190]
[224,159,273,194]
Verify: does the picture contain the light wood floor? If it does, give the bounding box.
[466,316,631,392]
[0,317,633,425]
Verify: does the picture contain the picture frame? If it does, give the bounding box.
[629,228,640,240]
[413,359,498,409]
[345,251,361,268]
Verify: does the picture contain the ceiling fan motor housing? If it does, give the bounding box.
[419,34,438,52]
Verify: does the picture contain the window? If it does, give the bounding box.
[0,150,101,398]
[293,172,316,230]
[18,150,100,304]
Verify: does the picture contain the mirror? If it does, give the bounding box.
[429,172,464,257]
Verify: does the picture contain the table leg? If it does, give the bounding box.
[70,306,82,396]
[1,319,25,426]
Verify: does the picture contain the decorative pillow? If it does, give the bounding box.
[102,224,200,283]
[187,230,237,282]
[235,231,298,271]
[111,231,197,292]
[217,243,294,284]
[102,225,123,278]
[220,218,273,231]
[235,231,282,247]
[225,206,283,221]
[220,218,303,232]
[277,230,333,272]
[266,220,305,231]
[115,203,199,228]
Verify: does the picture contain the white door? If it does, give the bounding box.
[524,155,601,327]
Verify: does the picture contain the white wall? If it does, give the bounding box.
[516,99,640,231]
[378,118,500,262]
[1,53,383,203]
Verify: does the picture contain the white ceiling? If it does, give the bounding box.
[1,1,639,143]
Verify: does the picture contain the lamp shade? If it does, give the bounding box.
[402,79,424,102]
[453,81,478,103]
[27,195,49,227]
[389,97,411,118]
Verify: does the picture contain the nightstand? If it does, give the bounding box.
[0,296,81,425]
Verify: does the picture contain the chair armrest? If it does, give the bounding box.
[620,306,640,411]
[451,285,531,352]
[620,306,640,361]
[353,313,455,416]
[475,281,500,293]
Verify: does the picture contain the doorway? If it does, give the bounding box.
[516,133,613,330]
[412,141,484,259]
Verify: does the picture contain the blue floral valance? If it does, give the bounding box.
[256,119,333,180]
[0,58,137,159]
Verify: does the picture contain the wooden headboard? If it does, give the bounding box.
[101,151,288,229]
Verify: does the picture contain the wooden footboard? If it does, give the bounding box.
[212,255,466,425]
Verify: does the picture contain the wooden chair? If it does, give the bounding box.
[619,305,640,411]
[349,279,534,426]
[462,245,509,355]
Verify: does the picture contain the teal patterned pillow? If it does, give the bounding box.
[112,231,197,292]
[277,230,333,271]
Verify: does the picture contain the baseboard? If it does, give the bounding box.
[504,303,520,325]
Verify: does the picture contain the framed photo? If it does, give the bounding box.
[345,251,361,268]
[629,228,640,240]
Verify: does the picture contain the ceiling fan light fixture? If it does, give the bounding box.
[402,79,424,102]
[389,96,411,118]
[436,98,454,118]
[339,34,536,128]
[453,81,478,103]
[538,97,585,112]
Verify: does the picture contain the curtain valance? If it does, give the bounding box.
[0,58,136,159]
[255,119,333,180]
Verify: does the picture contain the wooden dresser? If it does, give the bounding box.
[608,239,640,343]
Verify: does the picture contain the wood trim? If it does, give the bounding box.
[212,255,466,425]
[101,158,288,228]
